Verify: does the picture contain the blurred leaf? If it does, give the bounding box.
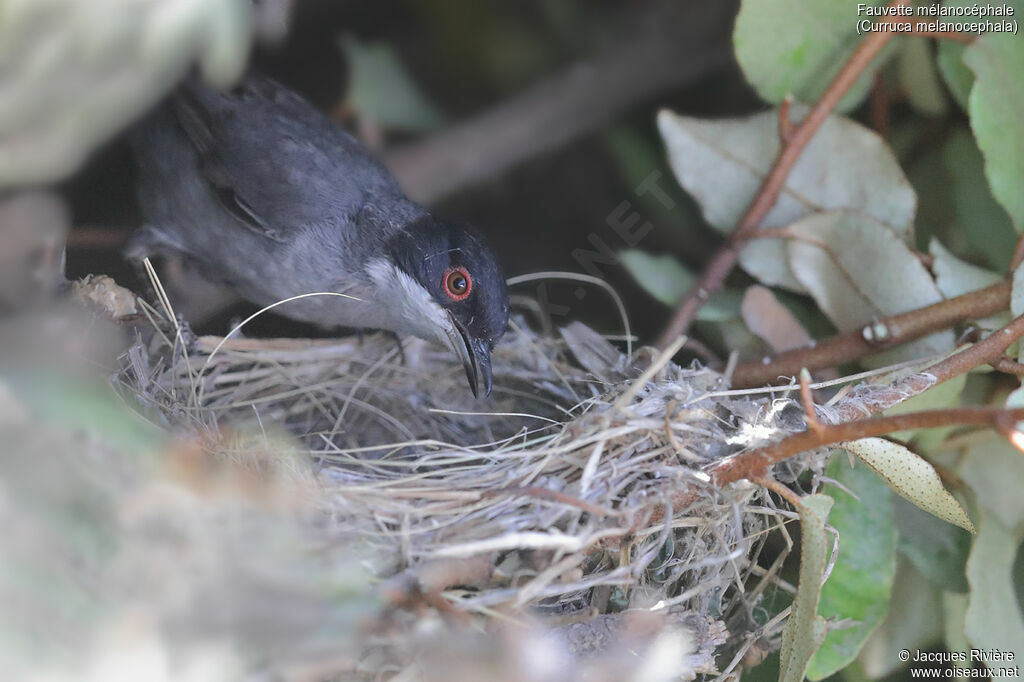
[945,128,1018,270]
[894,496,971,593]
[964,507,1024,653]
[964,16,1024,232]
[943,591,971,664]
[938,43,974,109]
[898,38,948,117]
[341,35,444,131]
[959,432,1024,532]
[807,458,895,680]
[620,250,741,321]
[857,559,943,677]
[935,0,978,109]
[844,438,974,532]
[733,0,893,113]
[0,0,254,186]
[786,210,953,364]
[779,494,833,682]
[656,108,916,292]
[741,285,811,352]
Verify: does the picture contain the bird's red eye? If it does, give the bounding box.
[442,267,472,301]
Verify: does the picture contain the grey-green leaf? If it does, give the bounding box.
[964,507,1024,653]
[786,211,953,364]
[656,109,916,292]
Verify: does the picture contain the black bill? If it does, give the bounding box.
[447,315,493,398]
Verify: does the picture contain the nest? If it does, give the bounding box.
[110,283,819,680]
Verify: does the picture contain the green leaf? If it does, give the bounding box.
[936,0,980,109]
[619,250,742,321]
[786,210,953,364]
[964,507,1024,654]
[844,438,974,532]
[341,35,444,131]
[656,108,916,292]
[938,42,974,110]
[733,0,893,113]
[807,458,896,680]
[898,38,948,117]
[895,496,971,593]
[779,494,834,682]
[945,128,1018,270]
[964,17,1024,232]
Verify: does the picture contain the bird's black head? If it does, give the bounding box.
[386,216,510,397]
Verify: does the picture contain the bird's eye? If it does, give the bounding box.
[442,267,472,301]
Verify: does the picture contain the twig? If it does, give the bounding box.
[755,476,804,509]
[384,2,734,203]
[777,96,795,143]
[655,0,911,349]
[798,369,823,434]
[711,311,1024,484]
[1010,230,1024,271]
[992,356,1024,377]
[711,406,1024,485]
[730,278,1012,387]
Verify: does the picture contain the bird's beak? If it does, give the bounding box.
[446,315,493,398]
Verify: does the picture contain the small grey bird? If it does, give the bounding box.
[129,75,510,396]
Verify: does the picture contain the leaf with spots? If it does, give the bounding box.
[843,438,974,533]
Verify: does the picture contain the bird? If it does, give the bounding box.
[128,74,510,397]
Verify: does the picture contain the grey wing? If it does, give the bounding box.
[172,76,408,241]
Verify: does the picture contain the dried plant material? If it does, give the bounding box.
[72,275,139,320]
[107,296,821,677]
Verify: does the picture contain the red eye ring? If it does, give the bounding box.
[442,267,472,301]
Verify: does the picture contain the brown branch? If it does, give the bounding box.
[991,356,1024,378]
[916,313,1024,385]
[655,0,911,349]
[730,278,1012,387]
[1011,230,1024,271]
[384,2,735,203]
[711,406,1024,485]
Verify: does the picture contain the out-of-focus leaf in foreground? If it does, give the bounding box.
[656,108,916,292]
[0,0,255,186]
[733,0,892,113]
[807,458,895,680]
[0,363,377,680]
